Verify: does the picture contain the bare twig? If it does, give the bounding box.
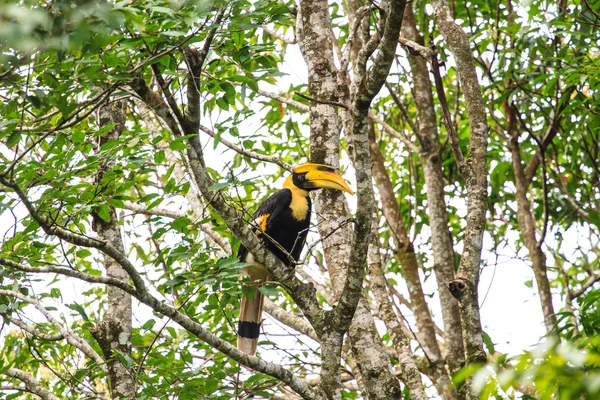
[293,91,350,111]
[398,37,435,59]
[199,124,293,172]
[262,25,297,44]
[430,49,464,169]
[369,112,420,153]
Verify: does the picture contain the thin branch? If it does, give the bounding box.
[0,176,149,296]
[398,37,436,59]
[341,5,371,69]
[293,91,350,111]
[0,289,106,370]
[4,369,60,400]
[369,112,420,153]
[122,201,182,219]
[122,200,232,254]
[257,88,309,112]
[296,267,334,305]
[2,88,114,177]
[263,299,319,342]
[262,26,297,44]
[184,7,226,130]
[569,272,600,300]
[2,314,64,341]
[0,259,318,398]
[431,50,465,169]
[383,81,420,137]
[0,258,136,295]
[199,124,293,172]
[516,111,549,247]
[362,0,407,101]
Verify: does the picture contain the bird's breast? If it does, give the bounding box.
[289,189,310,221]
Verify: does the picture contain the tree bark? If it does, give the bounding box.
[504,101,557,333]
[401,3,465,375]
[297,1,406,398]
[91,99,135,399]
[297,2,348,397]
[432,1,490,398]
[367,220,427,400]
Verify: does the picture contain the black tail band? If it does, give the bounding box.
[238,321,260,339]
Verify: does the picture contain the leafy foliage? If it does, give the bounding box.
[0,0,599,398]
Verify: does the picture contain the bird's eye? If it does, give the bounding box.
[298,175,305,181]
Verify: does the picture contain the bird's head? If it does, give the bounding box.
[285,163,354,194]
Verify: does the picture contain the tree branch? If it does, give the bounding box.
[367,220,427,399]
[369,112,419,153]
[431,52,465,169]
[2,314,64,341]
[569,272,600,300]
[432,1,490,388]
[398,37,435,59]
[0,181,318,398]
[261,25,297,44]
[199,124,293,172]
[183,8,226,132]
[4,369,60,400]
[401,3,465,378]
[0,289,106,370]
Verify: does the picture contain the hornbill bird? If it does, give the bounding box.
[237,163,354,355]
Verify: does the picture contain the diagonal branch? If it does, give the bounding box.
[367,219,427,399]
[0,240,318,399]
[4,369,60,400]
[3,314,64,341]
[361,0,407,104]
[0,289,106,370]
[183,7,227,131]
[199,124,293,171]
[0,258,137,295]
[431,53,464,169]
[369,112,419,153]
[0,177,149,296]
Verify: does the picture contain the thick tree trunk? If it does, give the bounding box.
[504,102,557,333]
[432,1,490,398]
[367,220,428,400]
[401,3,465,375]
[297,1,404,398]
[91,99,135,399]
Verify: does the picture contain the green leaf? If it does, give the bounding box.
[69,302,89,322]
[170,137,188,151]
[154,150,166,164]
[142,319,156,330]
[26,95,42,109]
[5,132,21,148]
[202,378,219,394]
[96,204,111,222]
[72,130,86,143]
[171,216,190,233]
[241,286,257,299]
[482,331,496,355]
[107,198,125,208]
[208,182,229,191]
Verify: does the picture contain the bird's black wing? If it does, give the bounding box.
[237,189,292,262]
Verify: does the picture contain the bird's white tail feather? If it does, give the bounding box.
[237,262,270,355]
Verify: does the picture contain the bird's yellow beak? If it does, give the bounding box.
[293,163,354,195]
